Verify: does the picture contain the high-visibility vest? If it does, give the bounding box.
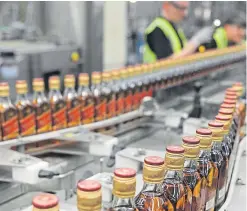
[213,27,228,49]
[143,17,187,63]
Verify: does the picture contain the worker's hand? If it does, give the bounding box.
[189,26,215,47]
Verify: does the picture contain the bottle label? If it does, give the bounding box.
[117,97,125,115]
[81,103,95,124]
[205,196,215,210]
[52,100,67,130]
[124,94,132,112]
[18,105,36,136]
[1,108,19,140]
[36,102,52,133]
[67,98,81,127]
[108,98,116,118]
[133,90,140,110]
[95,100,106,121]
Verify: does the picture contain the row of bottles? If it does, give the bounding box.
[0,68,153,141]
[30,81,244,210]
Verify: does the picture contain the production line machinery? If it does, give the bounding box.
[0,45,246,210]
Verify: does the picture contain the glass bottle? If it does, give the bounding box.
[49,76,67,130]
[215,115,234,192]
[77,180,102,211]
[92,72,107,122]
[110,168,136,211]
[120,69,132,113]
[135,156,171,211]
[15,80,36,136]
[64,74,81,127]
[129,66,140,111]
[196,128,218,211]
[102,72,116,119]
[143,64,153,98]
[162,145,186,211]
[134,65,144,104]
[208,121,229,209]
[78,73,95,124]
[32,193,59,211]
[32,78,52,133]
[182,136,202,211]
[111,69,124,115]
[0,82,19,140]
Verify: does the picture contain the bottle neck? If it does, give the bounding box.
[141,181,163,193]
[164,169,183,181]
[184,157,198,170]
[211,141,223,151]
[16,93,28,102]
[0,96,12,105]
[199,148,211,158]
[111,195,135,209]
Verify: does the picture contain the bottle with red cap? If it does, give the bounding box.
[182,136,202,211]
[196,128,218,211]
[32,193,59,211]
[64,74,81,127]
[15,80,36,136]
[77,180,102,211]
[135,156,172,210]
[91,72,107,122]
[49,76,67,130]
[78,73,95,124]
[208,121,229,209]
[162,145,186,211]
[215,115,234,192]
[0,82,19,140]
[110,168,136,210]
[32,78,52,133]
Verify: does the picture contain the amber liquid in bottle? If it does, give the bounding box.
[78,73,95,124]
[182,137,202,211]
[92,72,107,122]
[32,78,52,133]
[102,72,116,119]
[0,82,19,140]
[64,75,81,127]
[162,146,187,211]
[49,76,67,130]
[121,69,132,113]
[15,80,36,136]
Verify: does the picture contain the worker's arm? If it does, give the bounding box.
[171,26,215,59]
[147,27,173,59]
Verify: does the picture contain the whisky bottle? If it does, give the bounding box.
[120,69,132,113]
[135,156,170,211]
[215,115,234,192]
[32,78,52,133]
[129,66,140,110]
[77,180,102,211]
[102,71,116,119]
[64,74,81,127]
[0,82,19,140]
[196,128,218,211]
[92,72,107,122]
[112,69,125,115]
[134,65,144,103]
[15,80,36,136]
[162,146,186,211]
[142,64,153,98]
[182,136,202,211]
[78,73,95,124]
[208,121,229,209]
[32,193,59,211]
[111,168,136,211]
[49,76,67,130]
